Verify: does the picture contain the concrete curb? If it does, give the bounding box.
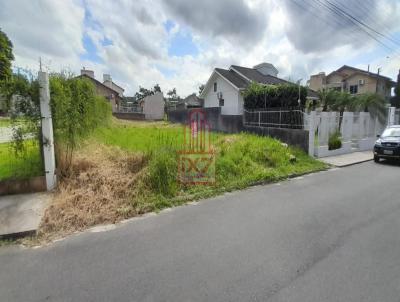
[334,158,373,168]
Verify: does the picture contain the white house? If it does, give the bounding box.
[199,63,318,115]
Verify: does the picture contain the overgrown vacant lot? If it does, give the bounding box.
[39,119,327,241]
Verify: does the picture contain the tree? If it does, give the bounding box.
[134,86,154,100]
[167,88,177,99]
[355,93,387,123]
[391,70,400,108]
[134,84,162,100]
[330,91,354,112]
[318,89,340,112]
[198,84,205,95]
[0,29,14,81]
[153,84,161,93]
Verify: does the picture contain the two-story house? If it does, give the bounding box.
[78,69,124,112]
[308,65,396,101]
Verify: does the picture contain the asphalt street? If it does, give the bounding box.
[0,161,400,302]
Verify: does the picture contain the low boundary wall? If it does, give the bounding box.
[0,176,46,196]
[113,112,146,120]
[244,126,309,152]
[168,107,309,152]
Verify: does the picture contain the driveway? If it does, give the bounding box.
[0,161,399,302]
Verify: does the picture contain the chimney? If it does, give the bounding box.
[253,62,279,77]
[103,74,112,83]
[81,68,94,78]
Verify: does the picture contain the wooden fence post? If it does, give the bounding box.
[39,71,56,191]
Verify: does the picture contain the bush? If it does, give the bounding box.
[328,131,342,150]
[50,75,112,174]
[243,82,307,109]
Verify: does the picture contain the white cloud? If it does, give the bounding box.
[1,0,399,97]
[0,0,85,72]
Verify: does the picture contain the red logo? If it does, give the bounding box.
[178,109,215,185]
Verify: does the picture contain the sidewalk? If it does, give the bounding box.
[319,151,373,167]
[0,193,51,238]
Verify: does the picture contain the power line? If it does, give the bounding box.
[326,0,400,47]
[351,0,400,45]
[311,0,400,56]
[288,0,374,49]
[287,0,400,59]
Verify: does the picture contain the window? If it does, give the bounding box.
[213,82,217,92]
[219,99,224,107]
[349,85,358,94]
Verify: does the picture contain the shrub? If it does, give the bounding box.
[50,75,112,175]
[328,131,342,150]
[243,82,307,109]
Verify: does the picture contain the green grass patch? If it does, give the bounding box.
[0,140,44,181]
[92,119,223,153]
[0,118,11,128]
[92,119,327,212]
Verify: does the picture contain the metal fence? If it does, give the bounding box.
[395,109,400,125]
[118,105,143,113]
[243,108,305,129]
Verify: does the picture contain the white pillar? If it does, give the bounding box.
[342,112,353,142]
[388,106,396,126]
[358,112,367,139]
[39,71,57,191]
[308,111,316,157]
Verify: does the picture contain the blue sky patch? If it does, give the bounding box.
[80,33,103,63]
[155,64,176,78]
[164,20,175,33]
[168,29,198,57]
[101,37,113,47]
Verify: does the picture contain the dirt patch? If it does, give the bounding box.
[38,145,148,241]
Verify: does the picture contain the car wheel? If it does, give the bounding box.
[374,155,380,163]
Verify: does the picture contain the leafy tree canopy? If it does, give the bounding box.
[0,28,14,81]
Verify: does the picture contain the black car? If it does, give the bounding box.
[374,125,400,162]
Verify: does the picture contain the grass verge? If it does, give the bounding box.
[0,140,44,181]
[0,118,11,128]
[36,119,327,243]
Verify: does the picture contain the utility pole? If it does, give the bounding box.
[376,67,381,93]
[297,78,303,107]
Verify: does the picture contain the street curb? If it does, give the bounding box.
[328,158,373,168]
[0,230,36,241]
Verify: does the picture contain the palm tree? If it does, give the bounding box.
[318,89,338,111]
[355,93,387,124]
[329,91,354,131]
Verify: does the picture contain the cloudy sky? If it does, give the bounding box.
[1,0,400,97]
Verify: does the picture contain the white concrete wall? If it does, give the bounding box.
[144,92,164,120]
[203,73,242,115]
[310,110,387,158]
